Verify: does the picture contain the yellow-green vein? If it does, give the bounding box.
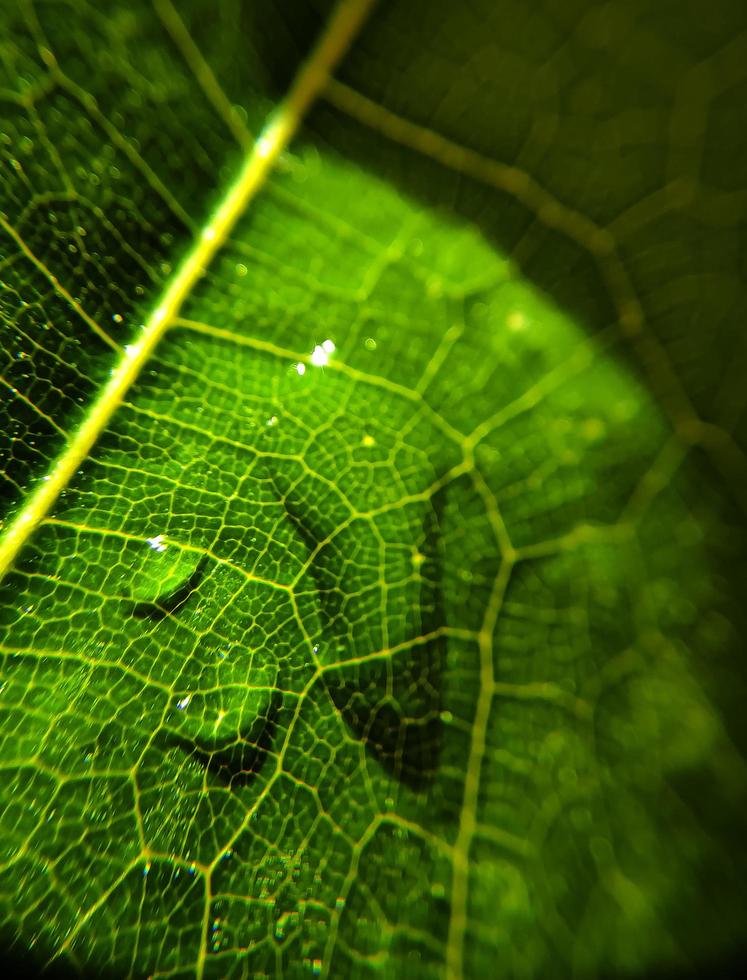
[0,0,378,583]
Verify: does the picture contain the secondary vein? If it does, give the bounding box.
[0,0,378,583]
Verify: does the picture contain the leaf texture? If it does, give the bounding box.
[1,2,746,978]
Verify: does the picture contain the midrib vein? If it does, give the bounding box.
[0,0,377,583]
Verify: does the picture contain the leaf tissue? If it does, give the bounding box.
[1,1,746,978]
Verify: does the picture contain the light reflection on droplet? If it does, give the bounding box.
[310,338,335,367]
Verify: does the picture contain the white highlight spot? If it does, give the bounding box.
[311,338,335,367]
[257,135,273,159]
[295,362,306,376]
[202,227,216,242]
[124,342,142,360]
[146,534,167,552]
[176,694,191,710]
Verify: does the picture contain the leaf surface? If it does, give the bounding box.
[1,2,746,978]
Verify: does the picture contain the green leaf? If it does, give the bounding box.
[1,1,746,978]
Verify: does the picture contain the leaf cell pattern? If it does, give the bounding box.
[1,2,746,979]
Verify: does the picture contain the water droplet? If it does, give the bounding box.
[310,338,336,367]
